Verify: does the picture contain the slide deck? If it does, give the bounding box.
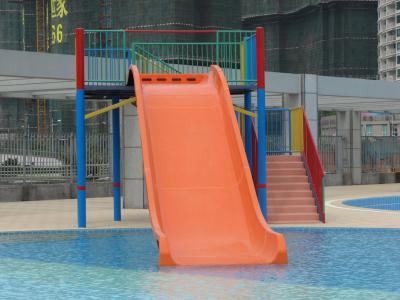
[131,65,288,266]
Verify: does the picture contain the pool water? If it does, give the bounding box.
[0,228,399,299]
[344,196,400,211]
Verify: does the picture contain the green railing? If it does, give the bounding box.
[83,29,256,86]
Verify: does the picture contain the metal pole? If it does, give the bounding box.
[112,97,121,221]
[76,28,86,228]
[256,27,267,220]
[244,92,252,170]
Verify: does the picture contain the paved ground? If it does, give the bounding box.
[0,184,399,232]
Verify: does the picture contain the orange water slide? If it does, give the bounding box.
[132,65,288,266]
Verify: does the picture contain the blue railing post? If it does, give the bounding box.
[112,97,122,221]
[245,92,253,170]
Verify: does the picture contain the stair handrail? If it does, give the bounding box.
[132,44,182,74]
[302,108,326,222]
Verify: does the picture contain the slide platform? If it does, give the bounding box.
[132,65,288,266]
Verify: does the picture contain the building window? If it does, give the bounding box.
[382,124,388,136]
[397,2,400,11]
[397,43,400,51]
[397,29,400,37]
[366,125,373,136]
[397,15,400,24]
[397,56,400,64]
[397,69,400,78]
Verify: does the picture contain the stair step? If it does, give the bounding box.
[269,198,315,206]
[269,182,310,190]
[268,169,306,176]
[268,213,320,223]
[268,190,312,198]
[267,161,304,169]
[267,155,302,162]
[268,176,308,183]
[268,205,317,214]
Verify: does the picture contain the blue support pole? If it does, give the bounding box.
[256,27,267,220]
[244,92,252,170]
[112,97,122,221]
[257,88,267,219]
[76,89,86,228]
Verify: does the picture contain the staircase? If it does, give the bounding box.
[267,155,320,223]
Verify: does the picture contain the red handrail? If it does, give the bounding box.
[302,108,325,222]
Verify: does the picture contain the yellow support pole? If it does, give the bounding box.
[85,98,136,120]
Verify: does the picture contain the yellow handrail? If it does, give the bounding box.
[85,98,136,120]
[233,105,256,118]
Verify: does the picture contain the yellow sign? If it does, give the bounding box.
[51,0,68,18]
[51,0,68,45]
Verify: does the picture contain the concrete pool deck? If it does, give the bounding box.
[0,184,399,232]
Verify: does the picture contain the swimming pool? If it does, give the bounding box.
[0,228,399,299]
[344,195,400,211]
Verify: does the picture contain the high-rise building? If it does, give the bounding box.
[378,0,400,81]
[243,0,378,79]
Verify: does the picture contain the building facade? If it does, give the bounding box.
[378,0,400,81]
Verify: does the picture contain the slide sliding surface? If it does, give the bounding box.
[132,65,287,266]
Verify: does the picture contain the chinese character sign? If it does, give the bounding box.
[51,0,69,45]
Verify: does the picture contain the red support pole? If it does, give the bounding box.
[256,27,265,89]
[75,28,84,89]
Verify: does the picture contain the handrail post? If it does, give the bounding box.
[75,28,86,228]
[256,27,267,220]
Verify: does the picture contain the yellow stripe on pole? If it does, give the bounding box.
[233,105,256,118]
[85,98,136,120]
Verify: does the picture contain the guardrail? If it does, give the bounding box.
[83,29,257,86]
[266,108,291,155]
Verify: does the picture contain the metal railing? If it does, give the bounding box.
[0,132,111,183]
[362,136,400,173]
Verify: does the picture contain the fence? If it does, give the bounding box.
[362,136,400,173]
[0,132,111,183]
[318,136,342,174]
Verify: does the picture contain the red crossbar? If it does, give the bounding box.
[124,29,217,34]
